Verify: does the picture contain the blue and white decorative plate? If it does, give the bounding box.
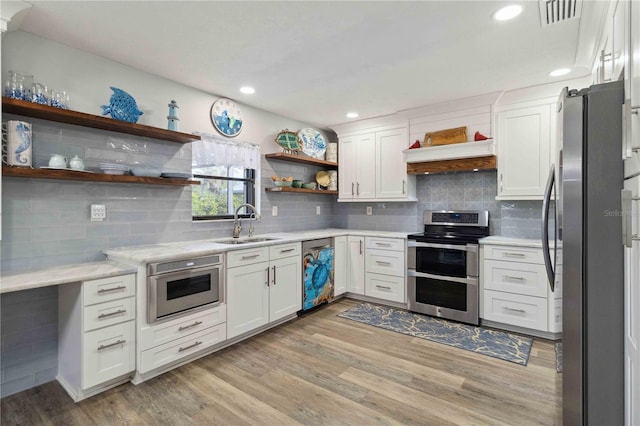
[211,98,243,137]
[298,128,326,159]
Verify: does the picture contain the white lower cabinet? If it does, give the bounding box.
[364,237,406,304]
[481,243,561,336]
[226,243,301,339]
[334,236,347,296]
[58,273,136,401]
[347,236,365,295]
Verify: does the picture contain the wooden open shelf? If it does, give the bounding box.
[265,186,337,195]
[265,152,338,168]
[2,97,201,144]
[2,166,200,186]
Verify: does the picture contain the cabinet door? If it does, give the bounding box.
[375,128,408,198]
[82,321,135,389]
[355,134,376,198]
[497,104,552,199]
[269,256,302,322]
[624,176,640,426]
[632,0,640,108]
[347,236,365,295]
[226,262,269,339]
[334,236,348,296]
[338,135,359,199]
[612,0,627,82]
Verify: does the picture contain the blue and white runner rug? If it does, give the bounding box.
[338,303,532,366]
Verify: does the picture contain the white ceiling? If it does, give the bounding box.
[8,0,604,129]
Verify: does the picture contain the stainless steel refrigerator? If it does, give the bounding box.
[542,80,625,425]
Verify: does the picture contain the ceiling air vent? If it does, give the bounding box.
[539,0,582,26]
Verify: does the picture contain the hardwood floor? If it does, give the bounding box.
[0,298,562,425]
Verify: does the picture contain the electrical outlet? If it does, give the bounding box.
[272,206,278,216]
[91,204,106,221]
[366,206,372,216]
[316,206,321,215]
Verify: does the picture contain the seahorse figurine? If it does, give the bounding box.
[13,122,31,164]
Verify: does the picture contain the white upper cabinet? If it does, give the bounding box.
[496,101,554,200]
[631,0,640,108]
[375,127,410,199]
[333,116,416,202]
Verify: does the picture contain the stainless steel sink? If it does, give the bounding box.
[215,237,280,245]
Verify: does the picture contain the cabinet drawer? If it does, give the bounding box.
[365,237,405,252]
[139,323,227,374]
[83,297,135,332]
[82,320,135,389]
[365,273,405,303]
[83,274,135,306]
[483,290,547,331]
[140,304,227,350]
[483,260,548,298]
[483,245,543,264]
[365,249,404,276]
[269,242,301,261]
[227,247,269,269]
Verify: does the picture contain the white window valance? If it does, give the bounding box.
[192,132,261,169]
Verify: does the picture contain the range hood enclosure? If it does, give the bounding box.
[403,139,497,174]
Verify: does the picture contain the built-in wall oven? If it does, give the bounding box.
[408,210,489,325]
[147,254,224,323]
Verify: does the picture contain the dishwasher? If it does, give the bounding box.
[302,238,334,311]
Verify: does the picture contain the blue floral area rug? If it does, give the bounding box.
[337,303,533,366]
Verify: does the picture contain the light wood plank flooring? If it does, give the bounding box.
[1,298,561,425]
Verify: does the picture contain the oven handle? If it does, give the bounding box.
[407,269,478,286]
[408,241,478,252]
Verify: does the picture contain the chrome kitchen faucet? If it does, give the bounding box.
[232,203,260,238]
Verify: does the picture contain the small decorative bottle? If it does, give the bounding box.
[167,100,179,131]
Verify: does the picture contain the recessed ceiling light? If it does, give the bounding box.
[346,112,359,119]
[240,86,255,94]
[549,68,571,77]
[493,4,522,21]
[473,169,479,172]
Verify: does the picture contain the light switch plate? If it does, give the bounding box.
[366,206,373,215]
[316,206,321,215]
[91,204,106,221]
[272,206,278,216]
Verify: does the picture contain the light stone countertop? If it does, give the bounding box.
[479,236,549,248]
[0,261,137,294]
[104,228,410,265]
[0,229,410,293]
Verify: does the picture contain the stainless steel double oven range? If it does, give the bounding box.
[407,210,489,325]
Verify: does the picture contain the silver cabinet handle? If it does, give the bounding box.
[402,179,406,194]
[98,285,126,294]
[98,339,126,351]
[241,254,260,260]
[98,309,126,319]
[503,275,525,281]
[178,341,202,352]
[504,307,526,313]
[376,260,392,265]
[272,265,276,285]
[623,189,634,248]
[178,321,203,331]
[357,182,360,195]
[265,267,270,287]
[375,285,391,290]
[502,252,525,258]
[351,182,355,196]
[375,242,391,247]
[280,248,295,253]
[359,240,363,255]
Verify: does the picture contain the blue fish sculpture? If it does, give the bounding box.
[101,87,144,123]
[14,122,31,164]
